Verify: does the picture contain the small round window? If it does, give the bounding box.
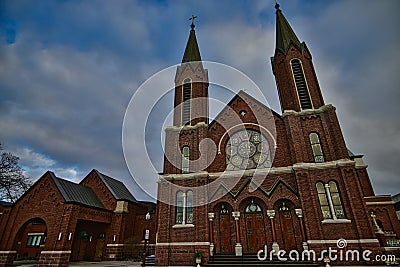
[226,129,271,170]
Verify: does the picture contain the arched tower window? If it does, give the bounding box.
[316,182,331,219]
[226,129,271,170]
[181,146,190,173]
[186,190,193,224]
[329,181,345,219]
[182,78,192,125]
[175,190,193,225]
[309,132,324,163]
[291,59,312,110]
[316,181,345,220]
[176,191,184,224]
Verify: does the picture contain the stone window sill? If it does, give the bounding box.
[172,224,195,228]
[322,219,351,224]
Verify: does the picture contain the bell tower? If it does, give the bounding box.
[164,17,209,174]
[271,3,324,113]
[173,17,209,126]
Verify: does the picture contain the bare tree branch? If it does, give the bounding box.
[0,145,32,203]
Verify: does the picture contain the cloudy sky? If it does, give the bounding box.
[1,0,399,201]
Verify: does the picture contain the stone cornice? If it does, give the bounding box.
[165,122,208,132]
[282,104,335,117]
[160,159,355,180]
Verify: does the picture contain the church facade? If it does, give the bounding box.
[155,4,400,266]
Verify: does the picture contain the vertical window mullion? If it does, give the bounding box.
[183,192,187,225]
[324,184,337,220]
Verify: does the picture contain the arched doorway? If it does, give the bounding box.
[244,200,266,253]
[276,201,297,251]
[215,202,234,254]
[13,218,47,259]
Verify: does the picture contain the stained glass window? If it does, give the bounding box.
[226,129,271,170]
[329,181,345,219]
[175,190,193,225]
[182,146,190,173]
[310,133,324,163]
[316,182,332,219]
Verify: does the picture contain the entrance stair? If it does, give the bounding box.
[204,254,320,267]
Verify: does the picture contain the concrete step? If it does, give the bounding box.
[205,254,319,267]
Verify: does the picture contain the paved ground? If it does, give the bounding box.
[13,261,143,267]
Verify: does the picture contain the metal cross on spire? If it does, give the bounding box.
[275,0,281,10]
[189,15,197,29]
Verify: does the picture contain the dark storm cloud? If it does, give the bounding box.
[0,0,399,200]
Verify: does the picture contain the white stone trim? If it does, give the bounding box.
[322,219,351,224]
[0,251,17,254]
[307,239,379,244]
[106,244,125,247]
[364,195,392,199]
[165,122,208,132]
[172,224,195,228]
[156,242,210,246]
[282,104,335,117]
[366,201,395,205]
[160,159,356,181]
[40,251,71,254]
[27,232,45,236]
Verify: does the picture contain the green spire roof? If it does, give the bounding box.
[275,3,303,54]
[182,22,202,63]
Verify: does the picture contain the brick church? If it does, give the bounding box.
[155,4,400,266]
[1,4,400,267]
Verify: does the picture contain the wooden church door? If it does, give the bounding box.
[278,202,296,251]
[245,202,266,253]
[218,204,233,254]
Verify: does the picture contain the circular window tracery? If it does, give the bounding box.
[226,129,271,170]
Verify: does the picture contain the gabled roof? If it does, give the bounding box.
[94,170,137,203]
[50,173,105,209]
[209,90,281,127]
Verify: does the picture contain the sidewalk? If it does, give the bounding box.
[13,261,142,267]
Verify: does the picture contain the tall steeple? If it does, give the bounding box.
[271,4,325,112]
[173,16,209,127]
[182,16,202,63]
[274,2,302,55]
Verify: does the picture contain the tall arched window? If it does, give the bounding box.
[181,146,190,173]
[176,191,184,224]
[291,59,312,110]
[226,129,271,170]
[316,182,332,219]
[186,190,193,224]
[309,132,324,162]
[182,78,192,125]
[175,190,193,225]
[329,181,345,219]
[316,181,345,220]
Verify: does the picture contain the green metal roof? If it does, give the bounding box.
[275,4,303,54]
[95,170,137,203]
[52,175,105,209]
[182,25,202,63]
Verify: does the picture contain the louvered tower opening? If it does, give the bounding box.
[182,78,192,125]
[291,59,312,109]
